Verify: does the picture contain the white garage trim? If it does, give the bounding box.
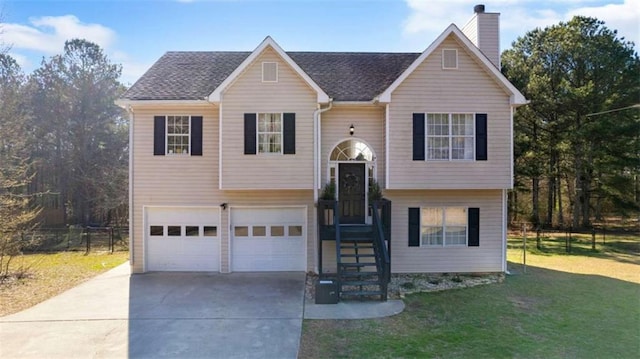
[229,205,307,272]
[143,206,221,272]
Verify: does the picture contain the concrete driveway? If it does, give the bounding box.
[0,263,306,358]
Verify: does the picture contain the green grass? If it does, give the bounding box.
[0,251,129,316]
[299,233,640,359]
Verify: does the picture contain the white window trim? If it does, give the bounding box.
[165,115,191,156]
[425,113,475,161]
[257,112,283,155]
[262,62,278,82]
[442,49,458,70]
[420,207,468,247]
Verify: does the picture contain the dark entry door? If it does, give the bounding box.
[338,163,366,224]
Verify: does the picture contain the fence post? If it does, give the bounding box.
[85,227,91,255]
[522,223,527,274]
[110,227,114,253]
[591,227,596,251]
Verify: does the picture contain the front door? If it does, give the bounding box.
[338,163,366,224]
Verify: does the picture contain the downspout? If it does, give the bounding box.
[313,99,332,274]
[127,105,135,269]
[502,188,508,273]
[313,99,333,203]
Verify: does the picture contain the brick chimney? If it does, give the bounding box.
[461,4,501,68]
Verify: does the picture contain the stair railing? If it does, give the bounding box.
[332,200,342,292]
[371,200,391,300]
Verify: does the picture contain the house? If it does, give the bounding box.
[117,5,526,297]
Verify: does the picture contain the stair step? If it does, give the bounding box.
[340,262,376,268]
[340,243,374,248]
[340,236,373,243]
[340,253,376,258]
[340,271,379,277]
[340,290,384,297]
[341,280,382,286]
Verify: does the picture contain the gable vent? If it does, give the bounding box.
[262,62,278,82]
[442,49,458,69]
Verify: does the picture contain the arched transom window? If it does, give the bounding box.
[330,139,374,161]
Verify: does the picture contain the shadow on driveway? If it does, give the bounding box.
[127,271,305,358]
[0,264,306,359]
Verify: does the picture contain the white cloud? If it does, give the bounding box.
[3,15,115,54]
[2,14,147,84]
[568,0,640,46]
[403,1,639,51]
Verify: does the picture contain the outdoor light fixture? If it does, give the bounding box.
[349,124,355,136]
[220,203,228,210]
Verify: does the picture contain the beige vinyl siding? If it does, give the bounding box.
[320,106,385,188]
[221,47,317,189]
[388,35,512,190]
[461,12,500,68]
[131,106,221,273]
[477,13,500,68]
[386,189,503,273]
[461,17,478,45]
[222,190,316,273]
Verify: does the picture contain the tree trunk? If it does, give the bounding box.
[532,176,540,225]
[557,172,564,227]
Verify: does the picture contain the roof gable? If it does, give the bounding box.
[378,24,527,106]
[208,36,329,103]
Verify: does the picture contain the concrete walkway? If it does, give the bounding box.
[304,299,405,319]
[0,263,306,359]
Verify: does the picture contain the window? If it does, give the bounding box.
[234,226,249,236]
[426,113,474,160]
[167,226,181,236]
[167,116,190,155]
[271,226,285,236]
[288,226,303,236]
[258,113,282,153]
[154,115,202,156]
[150,226,164,236]
[252,226,266,236]
[421,208,467,246]
[203,226,217,236]
[186,226,199,236]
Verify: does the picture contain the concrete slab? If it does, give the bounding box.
[0,263,307,359]
[304,299,405,319]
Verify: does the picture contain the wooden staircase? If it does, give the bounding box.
[338,225,387,301]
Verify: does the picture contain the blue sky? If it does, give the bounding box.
[3,0,639,85]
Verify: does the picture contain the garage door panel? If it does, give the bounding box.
[145,207,220,272]
[231,207,306,272]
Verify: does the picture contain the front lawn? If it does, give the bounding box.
[0,251,128,316]
[299,232,640,358]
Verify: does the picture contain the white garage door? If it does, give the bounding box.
[231,207,306,272]
[145,207,220,272]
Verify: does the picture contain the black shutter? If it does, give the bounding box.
[475,114,487,161]
[153,116,165,156]
[283,113,295,154]
[191,116,203,156]
[244,113,257,155]
[408,207,420,247]
[413,113,425,161]
[468,207,480,246]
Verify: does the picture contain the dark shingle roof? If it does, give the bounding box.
[122,51,420,102]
